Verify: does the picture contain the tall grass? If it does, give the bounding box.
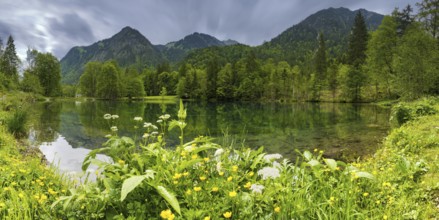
[6,109,28,138]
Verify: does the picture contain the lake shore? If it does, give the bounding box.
[1,93,438,218]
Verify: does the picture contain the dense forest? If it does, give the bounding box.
[0,1,438,102]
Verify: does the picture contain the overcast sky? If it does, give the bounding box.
[0,0,418,60]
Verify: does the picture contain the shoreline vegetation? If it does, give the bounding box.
[1,93,438,219]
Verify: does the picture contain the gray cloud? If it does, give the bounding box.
[0,0,419,60]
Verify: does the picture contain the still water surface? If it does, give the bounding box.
[28,100,391,174]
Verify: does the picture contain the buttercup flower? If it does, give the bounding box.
[223,211,232,218]
[194,186,202,192]
[229,191,237,197]
[274,206,281,213]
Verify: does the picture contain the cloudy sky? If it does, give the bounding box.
[0,0,418,60]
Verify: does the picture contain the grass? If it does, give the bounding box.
[1,92,439,219]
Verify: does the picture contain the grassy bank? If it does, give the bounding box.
[0,92,72,219]
[1,93,439,219]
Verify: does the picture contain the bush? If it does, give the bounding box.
[390,98,437,126]
[6,109,28,138]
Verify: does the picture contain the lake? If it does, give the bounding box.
[28,100,390,174]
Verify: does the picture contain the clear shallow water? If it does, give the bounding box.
[28,100,391,174]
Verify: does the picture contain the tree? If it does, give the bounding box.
[20,69,43,94]
[416,0,439,39]
[365,16,398,99]
[392,5,415,36]
[0,35,20,88]
[206,57,220,99]
[34,52,62,96]
[96,62,121,99]
[346,11,369,101]
[313,32,327,100]
[216,63,234,100]
[79,62,102,97]
[393,23,439,99]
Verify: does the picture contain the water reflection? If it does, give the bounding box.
[29,100,390,172]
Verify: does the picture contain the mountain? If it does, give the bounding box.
[61,29,239,84]
[160,32,238,63]
[259,7,384,63]
[60,26,165,84]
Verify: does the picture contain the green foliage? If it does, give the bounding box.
[6,109,28,138]
[416,0,439,39]
[20,70,43,94]
[390,98,437,126]
[79,61,102,97]
[33,52,62,97]
[96,62,122,99]
[0,36,20,89]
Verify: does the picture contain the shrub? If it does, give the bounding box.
[6,109,28,138]
[390,98,437,126]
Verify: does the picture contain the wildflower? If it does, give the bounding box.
[250,184,265,194]
[0,202,5,208]
[157,119,163,123]
[194,186,202,192]
[232,165,238,172]
[257,167,280,180]
[173,181,178,185]
[142,133,150,139]
[376,200,381,205]
[134,116,143,121]
[111,114,119,119]
[248,171,254,177]
[274,206,281,213]
[219,171,224,176]
[204,217,211,220]
[151,131,159,136]
[216,162,222,172]
[383,215,388,220]
[211,187,219,192]
[160,209,173,219]
[118,160,125,166]
[363,192,369,197]
[172,172,182,179]
[183,172,189,176]
[214,148,224,157]
[152,125,158,130]
[203,157,210,162]
[223,211,232,218]
[314,148,318,152]
[111,126,118,132]
[263,153,283,162]
[18,193,24,198]
[159,114,171,120]
[105,134,112,138]
[3,187,9,191]
[186,189,192,195]
[382,182,391,187]
[319,150,324,154]
[229,191,237,197]
[48,188,57,195]
[227,176,233,182]
[184,145,194,152]
[104,114,111,120]
[143,122,152,128]
[272,161,281,168]
[191,154,198,159]
[244,182,252,189]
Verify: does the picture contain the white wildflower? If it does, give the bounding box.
[214,148,224,157]
[151,125,158,130]
[159,114,171,120]
[143,122,152,128]
[216,162,222,172]
[151,131,159,136]
[157,119,163,123]
[142,133,150,139]
[257,167,280,180]
[105,134,112,138]
[272,161,281,168]
[110,126,118,132]
[184,145,195,152]
[111,115,119,119]
[250,184,265,194]
[263,153,283,162]
[134,117,143,122]
[103,114,112,120]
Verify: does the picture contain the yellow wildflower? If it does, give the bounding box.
[219,171,224,176]
[183,172,189,176]
[173,181,179,185]
[274,206,281,213]
[18,193,24,198]
[204,217,211,220]
[232,165,238,172]
[160,209,172,219]
[211,187,219,192]
[173,173,182,179]
[204,157,210,162]
[223,211,232,218]
[118,160,125,165]
[383,215,388,220]
[248,171,254,177]
[191,154,198,159]
[0,202,5,208]
[244,182,251,189]
[186,189,192,195]
[363,192,369,197]
[227,176,233,182]
[200,176,207,181]
[229,191,237,197]
[194,186,202,192]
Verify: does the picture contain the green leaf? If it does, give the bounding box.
[324,158,337,170]
[303,151,313,161]
[192,144,218,154]
[307,159,320,167]
[251,153,266,169]
[355,171,375,180]
[120,175,148,201]
[82,148,108,171]
[154,185,181,215]
[176,159,203,172]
